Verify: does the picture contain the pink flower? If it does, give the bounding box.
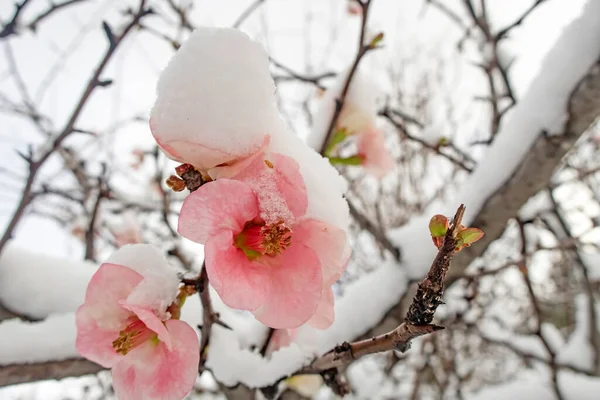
[76,246,199,400]
[357,129,394,178]
[178,154,348,329]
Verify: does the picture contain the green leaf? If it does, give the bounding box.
[325,128,348,156]
[429,214,449,238]
[457,228,484,246]
[369,32,384,48]
[328,155,364,166]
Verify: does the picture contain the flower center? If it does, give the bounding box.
[112,318,158,355]
[234,221,292,260]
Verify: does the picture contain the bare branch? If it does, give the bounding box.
[307,205,465,373]
[495,0,549,41]
[0,0,89,39]
[318,0,377,154]
[0,358,103,388]
[233,0,265,28]
[0,0,151,255]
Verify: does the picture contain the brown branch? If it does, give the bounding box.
[547,190,600,374]
[164,0,194,31]
[0,358,103,388]
[0,0,32,38]
[495,0,549,41]
[0,0,151,255]
[233,0,265,28]
[516,218,565,400]
[446,57,600,286]
[348,199,401,260]
[270,58,336,90]
[318,0,376,154]
[28,0,89,32]
[84,180,108,261]
[307,205,465,373]
[197,265,213,371]
[380,108,474,172]
[0,0,89,39]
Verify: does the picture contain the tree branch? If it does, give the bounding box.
[318,0,376,154]
[0,358,103,388]
[307,205,465,373]
[0,1,151,255]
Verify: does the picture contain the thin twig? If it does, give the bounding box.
[348,199,401,259]
[233,0,265,28]
[0,0,89,38]
[516,218,565,400]
[271,58,336,90]
[381,109,474,172]
[0,0,151,255]
[318,0,376,154]
[495,0,549,41]
[307,204,466,373]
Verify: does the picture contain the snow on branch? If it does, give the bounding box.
[416,0,600,283]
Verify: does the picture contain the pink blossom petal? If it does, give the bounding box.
[267,153,308,218]
[76,264,143,367]
[111,320,199,400]
[207,135,271,180]
[120,303,172,350]
[204,231,271,311]
[358,129,394,178]
[230,152,308,221]
[293,219,349,286]
[178,179,259,244]
[307,286,335,329]
[253,243,323,329]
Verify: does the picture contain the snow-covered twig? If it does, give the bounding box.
[306,205,465,375]
[444,4,600,285]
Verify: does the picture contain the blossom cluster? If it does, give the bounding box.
[310,69,394,178]
[75,27,356,399]
[150,27,352,330]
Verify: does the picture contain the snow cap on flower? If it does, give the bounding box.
[76,244,199,400]
[150,27,285,170]
[105,244,181,319]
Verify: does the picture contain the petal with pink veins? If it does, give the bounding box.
[204,231,271,311]
[178,179,259,244]
[111,320,199,400]
[76,264,143,367]
[254,243,323,329]
[292,219,349,286]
